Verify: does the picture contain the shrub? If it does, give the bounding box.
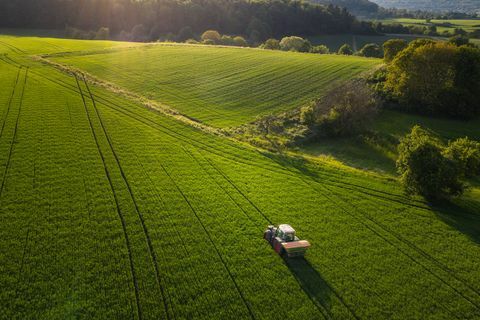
[338,44,353,55]
[262,38,280,50]
[315,82,378,137]
[201,30,221,43]
[185,38,199,44]
[220,35,235,46]
[299,104,316,125]
[396,126,464,199]
[177,26,194,42]
[202,39,216,45]
[310,45,329,54]
[279,36,311,52]
[358,43,383,58]
[443,137,480,178]
[95,27,110,40]
[383,39,407,62]
[233,36,248,47]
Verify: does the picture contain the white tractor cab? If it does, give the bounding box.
[263,224,310,258]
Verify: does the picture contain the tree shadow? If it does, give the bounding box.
[429,197,480,245]
[285,257,358,319]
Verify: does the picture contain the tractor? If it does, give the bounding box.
[263,224,310,258]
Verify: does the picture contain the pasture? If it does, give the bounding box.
[373,18,480,35]
[0,34,479,319]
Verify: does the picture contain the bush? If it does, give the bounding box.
[383,39,408,63]
[358,43,383,58]
[448,35,471,47]
[310,45,329,54]
[201,30,221,43]
[233,36,248,47]
[220,35,235,46]
[396,126,464,199]
[95,27,110,40]
[202,39,216,45]
[443,137,480,178]
[185,38,199,44]
[177,26,194,42]
[384,40,480,118]
[279,36,311,52]
[262,38,280,50]
[338,44,353,55]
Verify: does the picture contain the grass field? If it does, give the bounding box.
[0,34,480,319]
[372,18,480,35]
[50,44,379,128]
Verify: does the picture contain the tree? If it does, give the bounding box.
[448,35,470,47]
[358,43,383,58]
[384,40,480,118]
[383,39,407,62]
[131,24,148,41]
[396,126,464,200]
[279,36,311,53]
[443,137,480,178]
[201,30,221,43]
[338,44,353,55]
[310,45,330,54]
[233,36,248,47]
[262,38,280,50]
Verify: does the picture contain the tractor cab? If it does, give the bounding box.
[276,224,297,242]
[264,224,310,258]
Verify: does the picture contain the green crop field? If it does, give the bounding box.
[372,18,480,35]
[1,33,480,319]
[50,44,379,128]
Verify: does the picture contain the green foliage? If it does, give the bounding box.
[177,26,195,42]
[384,40,480,118]
[444,137,480,178]
[233,36,248,47]
[201,30,221,43]
[95,27,110,40]
[448,35,471,47]
[358,43,383,58]
[262,38,280,50]
[383,38,407,62]
[338,43,354,55]
[397,126,464,199]
[279,36,311,52]
[310,45,330,54]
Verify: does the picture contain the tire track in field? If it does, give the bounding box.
[0,66,22,139]
[301,176,478,318]
[156,160,256,320]
[74,75,143,320]
[199,153,362,320]
[82,76,172,320]
[0,68,28,198]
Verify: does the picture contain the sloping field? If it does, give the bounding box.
[0,35,480,319]
[50,44,379,128]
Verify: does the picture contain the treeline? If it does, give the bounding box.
[0,0,376,42]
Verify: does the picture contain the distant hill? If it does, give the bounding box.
[369,0,480,13]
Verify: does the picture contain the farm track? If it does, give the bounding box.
[82,76,172,320]
[0,68,28,198]
[157,160,256,320]
[0,65,22,139]
[75,75,143,320]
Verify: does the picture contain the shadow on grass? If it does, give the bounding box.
[430,197,480,245]
[285,258,358,320]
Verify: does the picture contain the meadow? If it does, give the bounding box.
[0,34,479,319]
[373,18,480,35]
[50,44,379,128]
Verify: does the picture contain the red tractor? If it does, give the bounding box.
[264,224,310,258]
